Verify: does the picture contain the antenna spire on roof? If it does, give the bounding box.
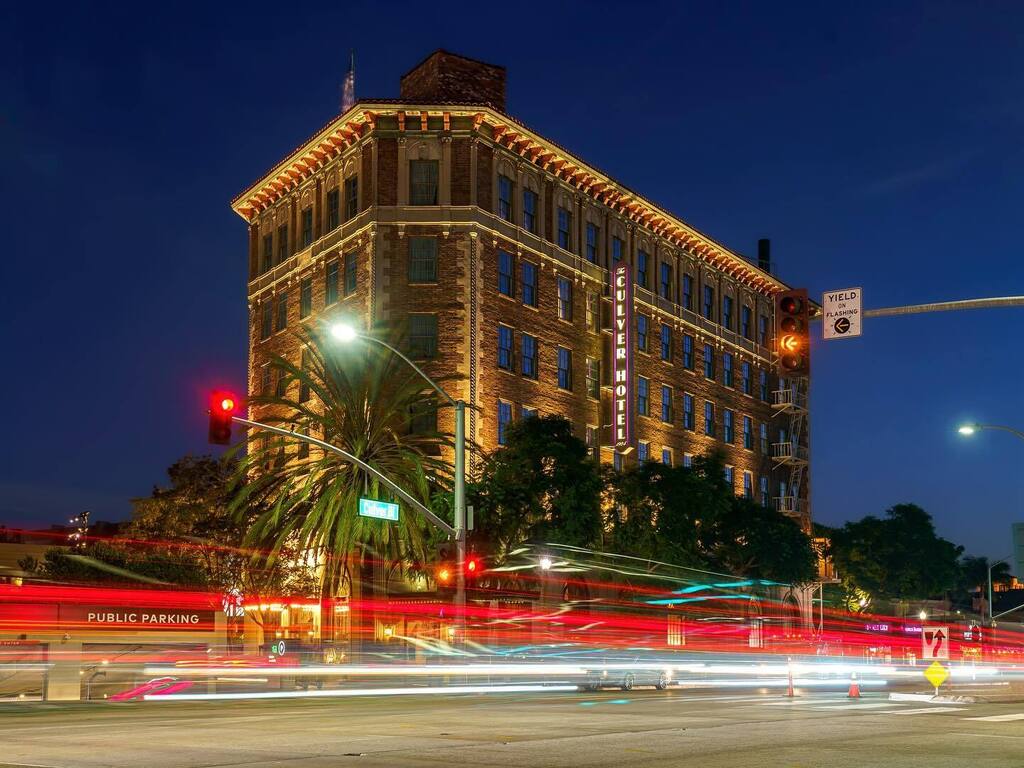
[341,49,355,113]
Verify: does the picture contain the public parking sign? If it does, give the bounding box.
[922,626,949,660]
[822,287,862,339]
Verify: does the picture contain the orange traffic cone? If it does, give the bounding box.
[847,672,860,699]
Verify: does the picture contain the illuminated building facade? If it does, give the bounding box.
[231,50,811,528]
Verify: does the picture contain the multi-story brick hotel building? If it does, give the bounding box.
[231,50,810,527]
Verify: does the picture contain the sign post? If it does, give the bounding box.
[822,287,863,339]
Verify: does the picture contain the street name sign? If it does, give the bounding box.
[358,497,400,522]
[922,625,949,660]
[822,287,862,340]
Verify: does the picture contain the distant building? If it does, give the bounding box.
[230,49,811,526]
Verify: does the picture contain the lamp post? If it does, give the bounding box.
[330,323,467,619]
[957,424,1024,625]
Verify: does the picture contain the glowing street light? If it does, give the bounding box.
[956,423,1024,441]
[330,321,469,621]
[918,610,928,621]
[957,424,976,436]
[539,556,553,571]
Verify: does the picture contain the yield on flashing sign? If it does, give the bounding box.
[822,287,862,339]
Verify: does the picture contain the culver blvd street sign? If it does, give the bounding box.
[822,287,862,339]
[358,497,400,522]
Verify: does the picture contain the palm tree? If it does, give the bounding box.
[231,321,455,599]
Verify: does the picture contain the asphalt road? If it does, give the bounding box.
[2,688,1023,768]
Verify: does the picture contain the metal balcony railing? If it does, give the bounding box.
[775,496,803,516]
[770,441,809,465]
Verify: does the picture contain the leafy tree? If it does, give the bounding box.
[469,415,603,559]
[829,503,963,601]
[713,497,817,584]
[232,323,454,597]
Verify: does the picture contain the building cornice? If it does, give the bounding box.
[231,103,787,295]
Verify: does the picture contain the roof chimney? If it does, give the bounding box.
[400,50,506,112]
[757,238,771,274]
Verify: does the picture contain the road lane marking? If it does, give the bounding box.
[963,713,1024,722]
[810,703,902,710]
[890,707,967,715]
[952,732,1024,740]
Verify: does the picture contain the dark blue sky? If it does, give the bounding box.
[3,2,1022,564]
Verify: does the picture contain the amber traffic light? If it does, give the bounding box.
[774,289,810,376]
[208,390,239,445]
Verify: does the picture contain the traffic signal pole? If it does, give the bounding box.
[454,401,466,629]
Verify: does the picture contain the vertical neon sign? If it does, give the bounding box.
[612,264,634,453]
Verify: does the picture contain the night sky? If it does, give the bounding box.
[3,2,1022,565]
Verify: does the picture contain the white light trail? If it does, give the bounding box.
[144,683,580,702]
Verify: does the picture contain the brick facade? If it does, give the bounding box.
[234,51,810,527]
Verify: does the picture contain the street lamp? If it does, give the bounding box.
[330,322,468,620]
[957,423,1024,441]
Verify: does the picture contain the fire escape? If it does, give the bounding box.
[770,376,809,524]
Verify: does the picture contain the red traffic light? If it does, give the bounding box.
[465,555,482,578]
[208,390,240,445]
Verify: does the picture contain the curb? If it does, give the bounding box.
[888,692,979,704]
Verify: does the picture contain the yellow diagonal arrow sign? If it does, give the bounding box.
[924,660,949,689]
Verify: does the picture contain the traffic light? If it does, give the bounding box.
[465,554,482,580]
[435,542,454,593]
[774,289,810,376]
[208,390,239,445]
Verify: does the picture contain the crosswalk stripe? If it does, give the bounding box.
[963,713,1024,722]
[762,699,845,706]
[891,707,967,715]
[811,703,901,710]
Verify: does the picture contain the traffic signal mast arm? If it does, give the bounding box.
[810,294,1024,321]
[231,414,456,537]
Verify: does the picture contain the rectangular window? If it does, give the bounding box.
[724,409,734,443]
[299,278,312,319]
[703,284,714,321]
[498,175,513,222]
[779,479,789,502]
[759,370,769,402]
[498,325,514,371]
[741,306,752,339]
[557,277,572,321]
[613,451,624,471]
[409,160,439,205]
[521,333,538,379]
[261,234,273,273]
[743,472,753,499]
[299,348,311,404]
[638,376,649,416]
[741,362,752,395]
[344,176,359,220]
[661,385,673,423]
[682,273,694,311]
[722,295,733,330]
[659,261,672,300]
[724,352,734,387]
[638,441,650,462]
[277,224,289,264]
[260,363,272,395]
[586,425,598,460]
[743,416,753,449]
[521,406,538,420]
[683,452,693,468]
[498,401,512,445]
[759,314,769,347]
[703,344,715,380]
[760,476,769,507]
[260,301,273,341]
[682,334,694,369]
[327,188,340,231]
[409,397,438,435]
[344,252,357,294]
[408,237,438,283]
[408,314,438,359]
[586,291,599,333]
[662,448,673,466]
[585,223,598,263]
[660,323,672,362]
[522,188,537,232]
[637,250,649,288]
[325,260,339,305]
[557,207,571,250]
[297,441,309,460]
[704,401,715,437]
[586,357,600,399]
[683,393,695,430]
[760,423,769,454]
[724,465,734,486]
[557,347,572,390]
[301,207,313,248]
[275,366,287,397]
[275,292,288,332]
[612,236,624,263]
[521,261,538,307]
[498,251,514,297]
[637,315,649,352]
